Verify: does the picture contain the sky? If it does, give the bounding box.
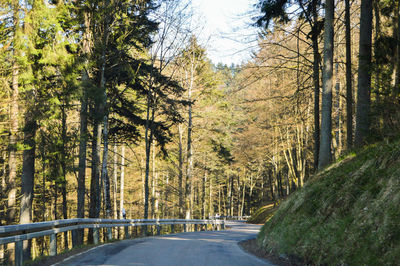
[192,0,260,66]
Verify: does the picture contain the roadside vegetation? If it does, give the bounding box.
[258,139,400,265]
[247,204,277,224]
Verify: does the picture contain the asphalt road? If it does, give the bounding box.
[56,222,274,266]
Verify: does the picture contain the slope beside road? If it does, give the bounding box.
[54,222,274,266]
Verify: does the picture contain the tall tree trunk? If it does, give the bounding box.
[312,0,320,171]
[163,173,169,218]
[113,144,118,220]
[40,133,46,221]
[318,0,334,169]
[186,96,193,219]
[8,59,19,225]
[241,181,246,216]
[178,125,184,218]
[355,0,373,147]
[228,174,233,216]
[99,9,111,218]
[345,0,353,149]
[218,184,221,215]
[236,176,241,216]
[7,0,20,226]
[20,107,37,261]
[393,1,400,97]
[100,112,111,218]
[77,11,91,245]
[88,112,101,244]
[119,145,125,219]
[151,142,155,218]
[209,178,213,218]
[61,104,68,249]
[334,62,342,156]
[201,170,206,219]
[152,142,159,219]
[112,144,118,238]
[144,88,154,219]
[89,110,101,219]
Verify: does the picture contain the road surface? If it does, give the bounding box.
[56,222,274,266]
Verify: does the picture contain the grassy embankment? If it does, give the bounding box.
[258,140,400,265]
[247,204,278,224]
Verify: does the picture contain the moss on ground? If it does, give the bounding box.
[258,140,400,265]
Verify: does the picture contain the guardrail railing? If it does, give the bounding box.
[209,215,251,220]
[0,218,225,266]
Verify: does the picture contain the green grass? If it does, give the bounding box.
[247,204,278,224]
[258,140,400,265]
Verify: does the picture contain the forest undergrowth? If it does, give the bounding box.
[258,138,400,265]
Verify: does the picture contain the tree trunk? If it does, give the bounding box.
[20,107,37,261]
[100,112,111,218]
[77,86,88,239]
[241,181,246,216]
[144,88,154,219]
[318,0,334,169]
[163,173,169,218]
[209,178,213,218]
[393,2,400,97]
[152,142,159,219]
[119,145,125,219]
[345,0,353,149]
[77,11,91,245]
[61,105,68,249]
[312,0,320,171]
[334,62,342,156]
[99,11,111,218]
[7,0,20,226]
[89,111,102,219]
[354,0,373,147]
[201,170,206,219]
[178,125,184,218]
[113,144,118,220]
[236,176,240,216]
[8,58,19,225]
[186,97,193,219]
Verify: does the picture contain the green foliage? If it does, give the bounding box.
[256,0,291,29]
[258,140,400,264]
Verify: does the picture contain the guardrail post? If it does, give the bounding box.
[156,225,161,235]
[141,225,147,237]
[50,233,57,256]
[93,228,99,245]
[204,223,208,231]
[15,241,23,266]
[183,224,187,232]
[194,224,198,232]
[221,221,225,230]
[171,224,175,234]
[107,228,112,241]
[72,229,78,248]
[124,226,129,239]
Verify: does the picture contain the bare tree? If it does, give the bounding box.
[318,0,334,169]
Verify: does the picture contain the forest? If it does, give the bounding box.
[0,0,399,263]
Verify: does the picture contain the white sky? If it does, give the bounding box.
[193,0,260,66]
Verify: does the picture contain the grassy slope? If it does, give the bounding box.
[258,141,400,265]
[247,204,278,224]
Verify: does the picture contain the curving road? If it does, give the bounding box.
[55,222,274,266]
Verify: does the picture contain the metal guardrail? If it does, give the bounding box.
[209,215,251,221]
[0,218,225,266]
